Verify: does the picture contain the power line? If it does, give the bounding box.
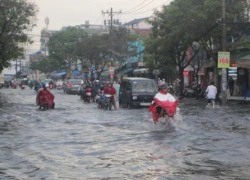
[123,2,168,15]
[124,0,155,14]
[94,15,102,24]
[123,0,151,13]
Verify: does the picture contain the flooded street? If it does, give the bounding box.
[0,88,250,180]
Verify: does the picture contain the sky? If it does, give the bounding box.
[28,0,173,52]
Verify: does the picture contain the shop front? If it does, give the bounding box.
[235,59,250,97]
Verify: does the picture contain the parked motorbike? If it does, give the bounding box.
[183,86,195,97]
[195,85,206,99]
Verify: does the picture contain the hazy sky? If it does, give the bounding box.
[29,0,172,51]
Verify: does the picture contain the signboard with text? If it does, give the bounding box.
[218,52,230,68]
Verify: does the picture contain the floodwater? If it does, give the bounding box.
[0,87,250,180]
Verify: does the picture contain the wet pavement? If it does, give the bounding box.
[0,87,250,180]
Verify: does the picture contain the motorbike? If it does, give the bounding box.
[36,97,55,110]
[97,94,112,110]
[38,101,55,110]
[149,100,179,124]
[103,94,112,110]
[83,88,92,103]
[195,85,206,99]
[12,83,17,89]
[49,84,53,89]
[56,84,63,90]
[20,84,25,90]
[183,86,195,97]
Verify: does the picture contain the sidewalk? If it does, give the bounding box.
[219,94,250,103]
[227,96,250,101]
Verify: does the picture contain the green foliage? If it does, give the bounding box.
[47,26,86,70]
[30,57,58,74]
[145,0,249,94]
[0,0,38,72]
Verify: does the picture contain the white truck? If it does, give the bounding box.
[0,71,4,88]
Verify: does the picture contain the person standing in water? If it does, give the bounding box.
[205,81,217,108]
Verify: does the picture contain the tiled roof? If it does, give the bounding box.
[123,17,149,26]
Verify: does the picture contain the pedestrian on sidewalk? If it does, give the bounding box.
[228,77,234,96]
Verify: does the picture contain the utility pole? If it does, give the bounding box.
[221,0,227,105]
[102,8,122,49]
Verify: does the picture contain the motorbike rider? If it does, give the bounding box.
[36,84,55,109]
[93,80,101,98]
[149,83,178,124]
[82,80,92,101]
[104,82,117,110]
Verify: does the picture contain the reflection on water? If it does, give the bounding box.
[0,89,250,179]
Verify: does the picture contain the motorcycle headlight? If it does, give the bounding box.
[133,96,137,100]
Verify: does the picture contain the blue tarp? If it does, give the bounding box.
[72,70,81,78]
[50,70,67,79]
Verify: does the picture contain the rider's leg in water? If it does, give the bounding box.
[111,97,117,110]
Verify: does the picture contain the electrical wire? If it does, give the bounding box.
[124,0,155,14]
[94,15,102,24]
[123,1,168,15]
[123,0,151,13]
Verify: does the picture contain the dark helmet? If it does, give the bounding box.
[41,82,46,88]
[159,83,168,89]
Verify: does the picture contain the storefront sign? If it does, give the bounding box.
[218,52,230,68]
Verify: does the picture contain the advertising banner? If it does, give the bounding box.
[218,52,230,68]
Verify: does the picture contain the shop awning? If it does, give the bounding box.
[101,70,109,77]
[133,68,149,74]
[202,60,216,68]
[116,68,135,76]
[230,50,250,68]
[236,53,250,68]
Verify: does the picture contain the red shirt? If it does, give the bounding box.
[104,87,116,96]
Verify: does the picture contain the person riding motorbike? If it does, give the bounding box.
[149,83,178,124]
[82,81,92,102]
[93,80,101,99]
[36,84,55,110]
[104,82,117,110]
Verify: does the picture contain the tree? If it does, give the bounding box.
[30,56,59,76]
[145,0,250,96]
[75,34,110,80]
[0,0,38,72]
[47,26,86,71]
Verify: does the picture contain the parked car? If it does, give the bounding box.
[119,77,158,108]
[63,79,83,94]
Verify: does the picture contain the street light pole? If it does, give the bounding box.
[221,0,228,105]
